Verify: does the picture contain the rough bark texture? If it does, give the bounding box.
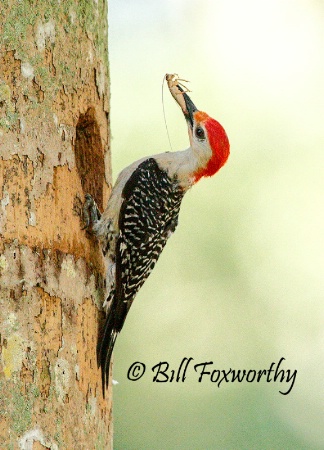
[0,1,112,448]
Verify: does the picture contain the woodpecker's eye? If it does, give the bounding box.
[195,126,205,140]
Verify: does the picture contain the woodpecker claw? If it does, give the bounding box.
[82,193,101,231]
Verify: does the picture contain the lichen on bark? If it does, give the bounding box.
[0,1,112,448]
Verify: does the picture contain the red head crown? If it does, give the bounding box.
[193,111,230,183]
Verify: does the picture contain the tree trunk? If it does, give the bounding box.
[0,1,112,448]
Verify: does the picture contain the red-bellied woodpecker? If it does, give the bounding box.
[83,74,230,394]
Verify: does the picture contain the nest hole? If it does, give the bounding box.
[75,107,104,211]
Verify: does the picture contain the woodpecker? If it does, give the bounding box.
[83,75,230,394]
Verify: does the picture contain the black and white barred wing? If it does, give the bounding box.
[115,158,184,327]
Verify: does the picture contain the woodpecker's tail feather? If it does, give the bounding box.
[97,306,118,397]
[98,290,130,396]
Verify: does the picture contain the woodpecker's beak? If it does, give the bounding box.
[176,85,197,129]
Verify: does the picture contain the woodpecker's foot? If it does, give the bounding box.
[82,193,101,231]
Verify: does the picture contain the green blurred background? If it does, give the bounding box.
[107,0,323,448]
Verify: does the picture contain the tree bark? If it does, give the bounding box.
[0,1,112,448]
